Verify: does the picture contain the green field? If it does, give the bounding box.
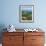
[22,10,32,20]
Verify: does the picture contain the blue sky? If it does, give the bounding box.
[21,5,32,11]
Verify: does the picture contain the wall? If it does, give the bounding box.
[0,0,46,29]
[0,0,38,29]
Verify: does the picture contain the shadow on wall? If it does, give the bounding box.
[0,24,7,43]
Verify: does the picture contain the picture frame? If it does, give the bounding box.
[19,5,34,23]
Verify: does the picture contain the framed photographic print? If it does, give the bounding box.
[19,5,34,23]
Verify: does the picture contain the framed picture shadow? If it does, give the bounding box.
[19,5,34,23]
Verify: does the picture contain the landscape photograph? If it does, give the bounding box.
[20,5,34,22]
[22,10,32,20]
